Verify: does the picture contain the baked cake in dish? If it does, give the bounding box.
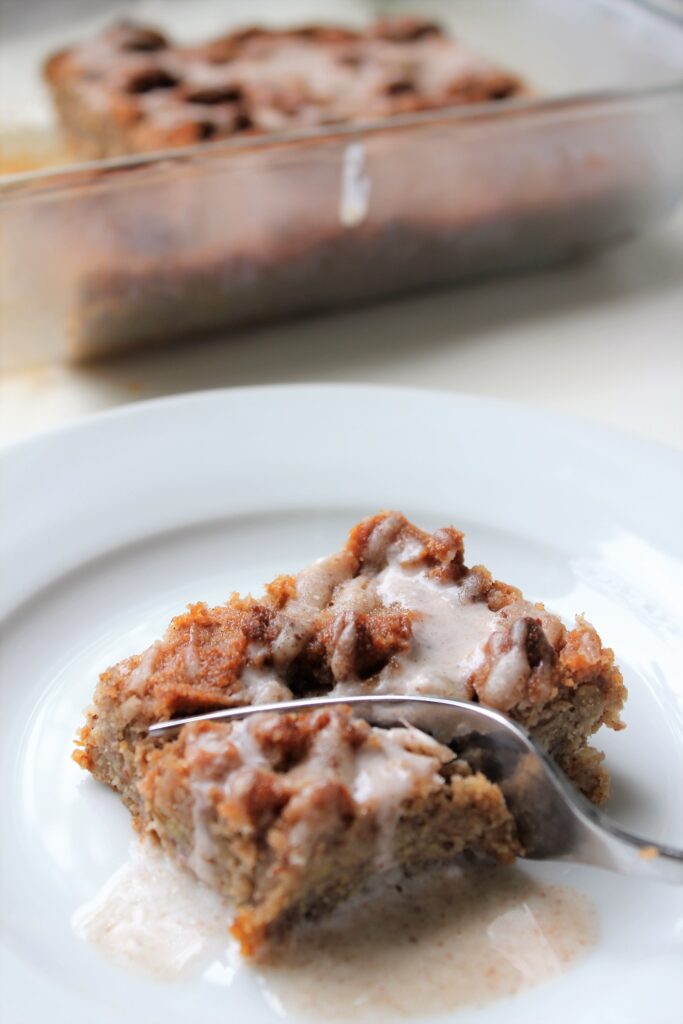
[44,18,525,158]
[75,512,626,957]
[31,16,651,365]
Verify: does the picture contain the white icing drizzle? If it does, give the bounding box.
[222,718,269,770]
[329,546,499,703]
[271,551,355,667]
[480,637,530,710]
[239,664,292,705]
[362,511,405,565]
[374,561,496,697]
[326,535,561,713]
[286,717,447,869]
[126,641,162,695]
[328,611,359,682]
[329,574,377,613]
[486,902,562,983]
[72,841,236,980]
[187,797,220,887]
[73,845,596,1007]
[182,641,201,679]
[183,713,448,878]
[184,719,271,883]
[261,867,595,1020]
[125,522,561,714]
[477,608,559,710]
[350,727,446,867]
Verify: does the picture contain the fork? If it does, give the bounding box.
[148,694,683,884]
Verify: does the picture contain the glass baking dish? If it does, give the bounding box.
[1,0,682,370]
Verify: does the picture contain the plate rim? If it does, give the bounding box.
[2,381,683,460]
[2,383,682,1024]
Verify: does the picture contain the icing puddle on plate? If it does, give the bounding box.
[73,840,597,1020]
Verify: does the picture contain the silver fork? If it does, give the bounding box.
[148,694,683,884]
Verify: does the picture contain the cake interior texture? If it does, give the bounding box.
[74,512,626,957]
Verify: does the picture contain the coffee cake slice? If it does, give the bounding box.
[140,707,518,956]
[74,511,625,955]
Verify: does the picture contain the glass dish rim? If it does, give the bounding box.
[1,80,682,198]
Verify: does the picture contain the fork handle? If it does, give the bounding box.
[569,805,683,885]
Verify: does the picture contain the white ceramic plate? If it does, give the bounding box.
[1,385,682,1024]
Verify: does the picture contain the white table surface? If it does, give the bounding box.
[2,204,682,450]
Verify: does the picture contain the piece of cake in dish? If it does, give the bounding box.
[74,511,626,956]
[44,18,526,159]
[140,707,519,957]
